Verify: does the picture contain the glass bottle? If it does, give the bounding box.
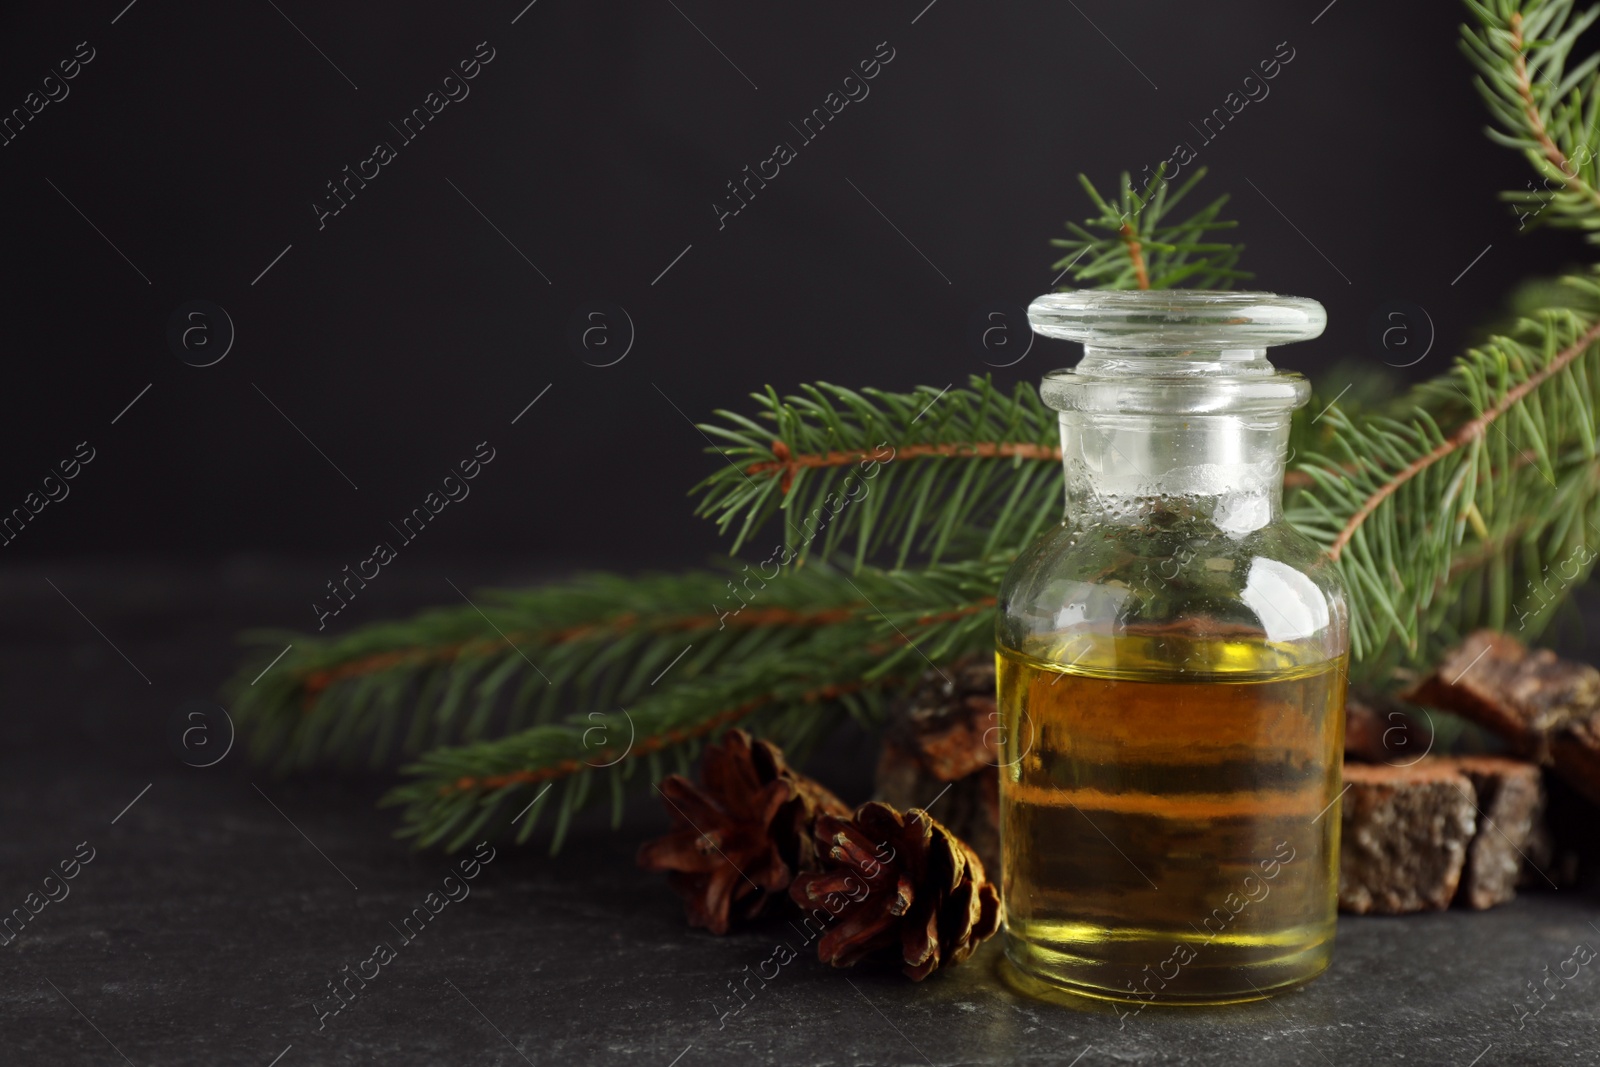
[996,290,1348,1007]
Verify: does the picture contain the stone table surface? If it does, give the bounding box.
[2,559,1598,1066]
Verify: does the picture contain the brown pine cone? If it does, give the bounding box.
[637,729,848,935]
[789,801,1002,980]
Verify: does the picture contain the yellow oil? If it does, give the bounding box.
[996,634,1346,1006]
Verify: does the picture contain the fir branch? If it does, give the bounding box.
[1051,166,1251,290]
[294,603,856,700]
[379,563,1003,849]
[1292,275,1600,672]
[1326,313,1600,560]
[1463,0,1600,231]
[229,560,1003,778]
[694,375,1365,572]
[384,654,894,852]
[692,376,1062,569]
[230,565,878,771]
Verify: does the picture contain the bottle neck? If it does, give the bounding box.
[1075,344,1277,378]
[1058,411,1290,535]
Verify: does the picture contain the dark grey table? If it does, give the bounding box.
[4,560,1598,1066]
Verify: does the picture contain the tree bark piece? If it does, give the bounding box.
[1344,696,1389,762]
[1404,630,1600,760]
[1405,631,1600,809]
[1345,693,1430,764]
[1550,708,1600,806]
[1339,762,1478,915]
[1441,756,1547,909]
[874,656,1001,875]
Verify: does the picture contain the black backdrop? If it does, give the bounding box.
[0,0,1587,570]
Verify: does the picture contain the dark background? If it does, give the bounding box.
[6,6,1600,1063]
[0,0,1590,586]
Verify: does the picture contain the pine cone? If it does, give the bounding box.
[789,801,1002,980]
[638,729,848,934]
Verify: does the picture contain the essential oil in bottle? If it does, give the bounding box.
[997,632,1346,1005]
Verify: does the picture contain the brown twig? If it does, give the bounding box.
[299,605,858,699]
[299,597,996,705]
[1119,221,1151,290]
[747,440,1062,493]
[749,437,1338,492]
[1329,317,1600,561]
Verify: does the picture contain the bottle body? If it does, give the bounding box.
[996,548,1347,1004]
[998,292,1348,1006]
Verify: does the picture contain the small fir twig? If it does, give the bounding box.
[1051,165,1251,290]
